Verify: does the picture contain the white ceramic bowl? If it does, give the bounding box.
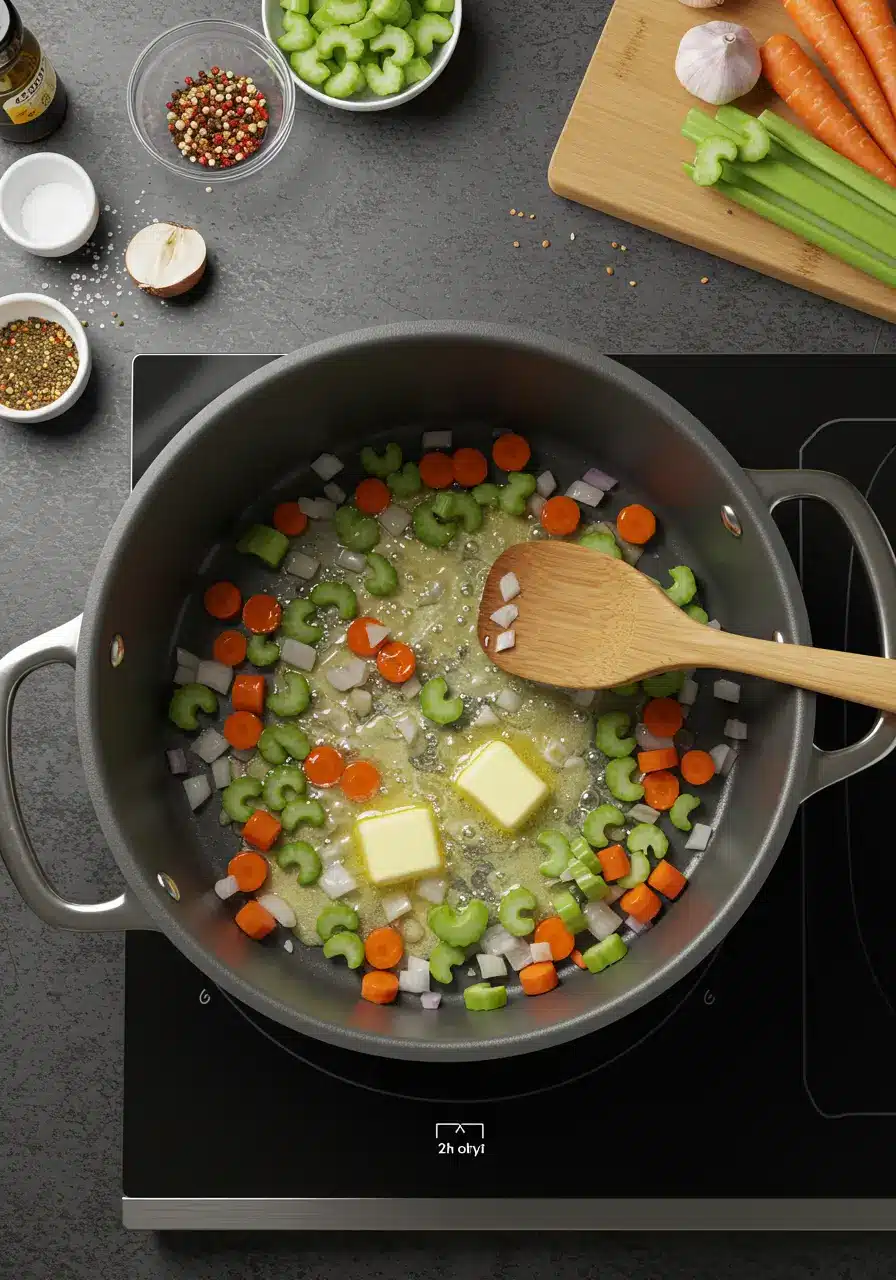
[0,153,99,258]
[0,294,91,423]
[261,0,461,112]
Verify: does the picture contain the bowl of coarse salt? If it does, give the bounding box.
[0,152,99,258]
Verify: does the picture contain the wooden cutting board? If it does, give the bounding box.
[548,0,896,322]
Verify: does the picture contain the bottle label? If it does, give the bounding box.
[3,52,56,124]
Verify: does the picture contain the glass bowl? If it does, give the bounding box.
[127,20,295,183]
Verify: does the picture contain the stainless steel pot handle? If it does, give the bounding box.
[748,468,896,800]
[0,616,152,930]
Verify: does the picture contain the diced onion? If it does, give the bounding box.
[636,723,674,751]
[379,504,412,535]
[472,705,499,727]
[401,676,422,700]
[627,802,660,824]
[280,636,316,671]
[349,688,373,716]
[229,757,246,780]
[284,938,295,953]
[419,579,444,604]
[563,755,585,769]
[584,899,623,940]
[420,991,442,1010]
[416,876,446,905]
[311,453,344,481]
[326,658,368,691]
[721,747,738,776]
[183,774,211,810]
[324,482,346,505]
[709,743,732,774]
[257,893,297,929]
[212,757,231,790]
[536,470,557,497]
[399,967,430,994]
[214,874,239,900]
[707,619,722,630]
[422,429,452,449]
[490,603,518,628]
[195,659,231,696]
[496,688,522,713]
[176,647,199,672]
[319,863,357,899]
[504,939,533,971]
[482,923,517,955]
[685,823,713,851]
[725,718,748,741]
[495,630,516,653]
[583,466,618,491]
[529,941,553,963]
[569,689,595,708]
[476,953,507,979]
[606,884,625,903]
[679,676,699,706]
[299,496,336,519]
[624,914,652,935]
[565,479,604,507]
[382,891,412,922]
[366,623,390,649]
[166,748,188,776]
[231,746,256,762]
[394,714,419,744]
[191,727,229,763]
[174,664,197,686]
[285,550,320,580]
[714,679,741,703]
[499,572,520,602]
[407,953,429,974]
[543,739,569,768]
[618,537,644,566]
[527,494,546,518]
[335,547,367,573]
[607,825,627,843]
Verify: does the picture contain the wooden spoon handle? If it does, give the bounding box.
[686,630,896,713]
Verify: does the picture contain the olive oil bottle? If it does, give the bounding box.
[0,0,66,142]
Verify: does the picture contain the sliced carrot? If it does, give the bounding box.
[273,501,308,537]
[355,477,391,515]
[227,850,268,893]
[492,432,531,472]
[204,580,241,620]
[620,883,662,924]
[364,926,404,969]
[599,843,630,882]
[637,747,678,774]
[235,899,277,940]
[223,710,263,750]
[642,696,683,739]
[642,770,680,812]
[242,593,282,635]
[616,504,656,545]
[341,760,381,802]
[347,615,386,658]
[680,749,716,786]
[213,629,247,667]
[241,809,282,852]
[533,916,575,961]
[419,451,455,489]
[304,744,345,787]
[570,949,587,970]
[452,447,488,487]
[648,860,688,900]
[376,640,416,684]
[540,495,581,536]
[520,961,559,996]
[231,674,265,716]
[361,970,400,1005]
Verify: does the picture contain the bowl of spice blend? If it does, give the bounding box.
[127,20,295,182]
[0,153,99,257]
[0,293,90,423]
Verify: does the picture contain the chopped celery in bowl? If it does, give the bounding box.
[261,0,462,111]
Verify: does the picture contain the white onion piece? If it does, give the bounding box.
[624,914,652,935]
[399,967,430,994]
[566,479,604,506]
[618,537,644,566]
[183,774,211,810]
[311,453,344,481]
[394,714,419,744]
[679,676,699,706]
[174,664,197,686]
[472,705,499,728]
[299,496,336,519]
[167,748,188,776]
[416,876,446,905]
[529,941,553,963]
[490,603,519,628]
[214,874,239,900]
[406,953,429,974]
[585,899,623,940]
[709,743,732,774]
[211,757,231,790]
[365,623,390,650]
[606,884,625,903]
[636,723,674,751]
[496,688,522,713]
[420,991,442,1010]
[349,688,373,716]
[536,470,556,498]
[563,755,585,769]
[379,504,412,536]
[476,953,507,979]
[229,757,246,780]
[326,658,368,691]
[707,618,722,630]
[421,429,452,449]
[495,630,516,653]
[176,647,199,672]
[126,222,207,296]
[256,893,297,929]
[335,547,367,573]
[569,689,595,708]
[285,551,320,581]
[280,637,316,671]
[543,739,568,768]
[499,571,520,602]
[191,727,229,763]
[714,679,741,703]
[504,939,534,971]
[284,938,295,954]
[627,802,660,824]
[725,718,748,741]
[527,494,546,519]
[195,660,231,696]
[481,923,517,956]
[324,482,346,505]
[231,746,256,762]
[418,579,444,604]
[382,891,412,922]
[721,747,738,776]
[319,863,357,899]
[401,675,422,700]
[685,823,713,851]
[583,465,618,491]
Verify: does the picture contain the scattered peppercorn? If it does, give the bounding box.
[606,266,614,275]
[509,208,516,215]
[0,318,79,411]
[166,67,268,169]
[513,240,520,248]
[529,213,536,220]
[620,245,627,252]
[629,280,637,286]
[611,241,618,248]
[700,276,709,284]
[542,239,550,248]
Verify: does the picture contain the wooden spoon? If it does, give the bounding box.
[478,541,896,713]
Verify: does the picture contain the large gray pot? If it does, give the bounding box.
[2,323,896,1060]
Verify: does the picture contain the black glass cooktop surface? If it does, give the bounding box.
[124,354,896,1230]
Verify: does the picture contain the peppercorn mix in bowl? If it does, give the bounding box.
[0,293,90,423]
[127,20,296,182]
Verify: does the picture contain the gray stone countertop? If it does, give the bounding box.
[1,0,895,1271]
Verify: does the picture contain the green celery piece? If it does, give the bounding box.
[713,105,770,162]
[693,135,737,186]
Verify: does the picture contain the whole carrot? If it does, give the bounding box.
[782,0,896,164]
[836,0,896,121]
[761,34,896,185]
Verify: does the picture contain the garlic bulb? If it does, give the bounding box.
[679,0,724,9]
[675,22,761,105]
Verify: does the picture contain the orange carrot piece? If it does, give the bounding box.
[520,961,560,996]
[571,948,587,970]
[540,495,581,536]
[492,432,531,472]
[620,883,662,924]
[838,0,896,122]
[648,860,688,901]
[341,760,381,802]
[347,615,386,658]
[213,629,247,667]
[273,501,308,537]
[761,33,896,185]
[599,843,630,882]
[241,809,282,853]
[615,503,656,545]
[231,674,265,716]
[223,710,263,750]
[680,749,716,786]
[355,477,391,515]
[235,899,277,940]
[376,640,416,684]
[642,697,683,739]
[637,747,678,774]
[227,850,268,892]
[361,970,400,1004]
[364,926,404,969]
[452,447,488,487]
[303,744,345,787]
[533,916,575,961]
[642,770,680,811]
[419,452,455,489]
[204,580,241,620]
[242,593,282,635]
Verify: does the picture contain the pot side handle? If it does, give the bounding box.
[0,617,153,931]
[748,468,896,800]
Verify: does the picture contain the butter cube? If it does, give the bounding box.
[356,804,443,887]
[453,740,549,831]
